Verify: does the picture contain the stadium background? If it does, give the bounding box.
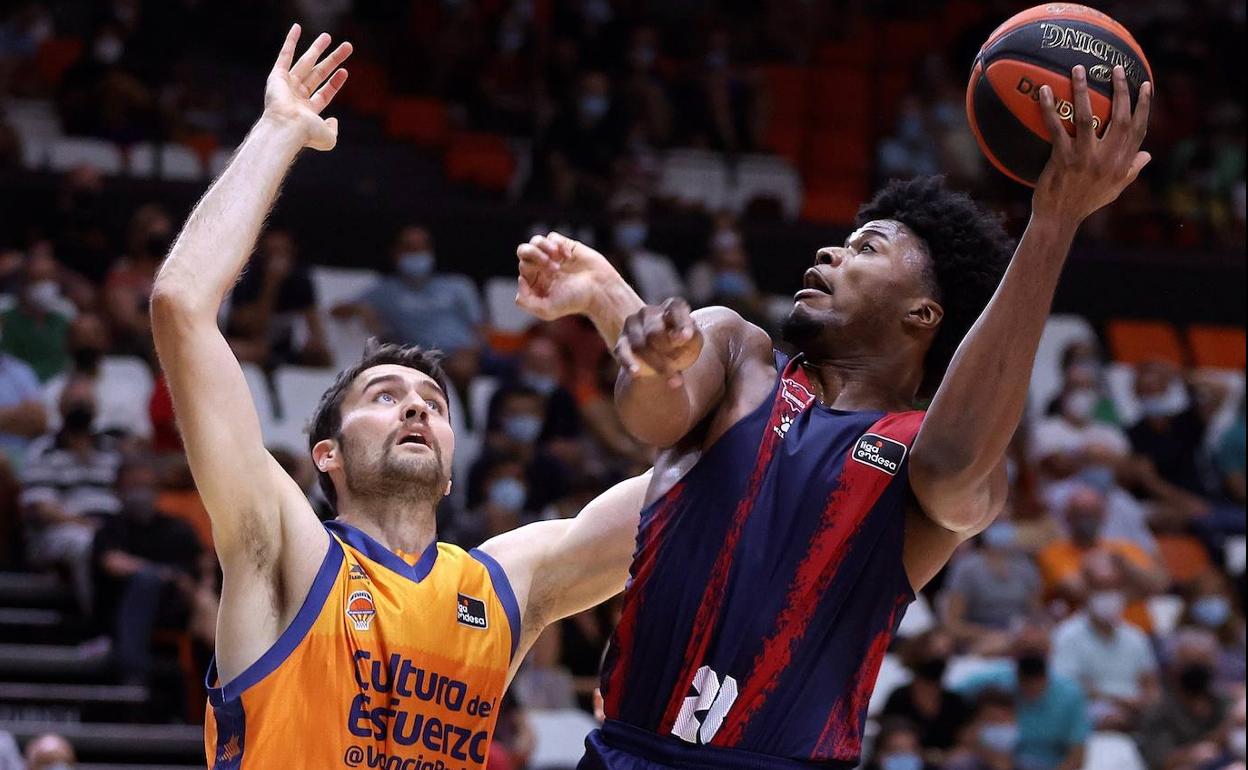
[0,0,1243,768]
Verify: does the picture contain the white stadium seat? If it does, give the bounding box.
[1083,731,1146,770]
[730,154,803,220]
[128,142,203,180]
[658,149,731,212]
[1104,362,1141,426]
[895,593,935,639]
[46,137,124,175]
[485,276,537,334]
[269,366,339,454]
[527,707,601,770]
[1226,536,1246,577]
[241,362,279,446]
[42,356,155,440]
[311,266,381,310]
[1029,314,1097,420]
[868,653,911,717]
[1146,594,1186,637]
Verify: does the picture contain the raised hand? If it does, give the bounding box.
[615,298,704,388]
[263,24,352,151]
[516,231,623,321]
[1033,64,1152,223]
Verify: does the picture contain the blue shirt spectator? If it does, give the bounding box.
[0,350,48,466]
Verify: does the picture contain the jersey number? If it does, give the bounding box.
[671,666,738,745]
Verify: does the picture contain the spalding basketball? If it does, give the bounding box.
[966,3,1152,186]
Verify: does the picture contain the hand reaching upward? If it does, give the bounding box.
[263,24,352,151]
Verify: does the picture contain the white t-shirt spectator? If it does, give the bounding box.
[1051,613,1157,700]
[1030,415,1131,463]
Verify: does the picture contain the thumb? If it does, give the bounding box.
[325,117,339,137]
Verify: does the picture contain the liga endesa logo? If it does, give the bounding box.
[346,590,377,632]
[850,433,908,476]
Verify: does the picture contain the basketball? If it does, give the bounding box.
[966,3,1153,186]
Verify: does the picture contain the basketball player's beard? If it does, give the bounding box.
[780,307,825,347]
[340,433,447,506]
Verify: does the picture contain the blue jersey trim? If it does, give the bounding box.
[205,533,342,706]
[324,519,439,583]
[209,696,246,768]
[469,548,521,661]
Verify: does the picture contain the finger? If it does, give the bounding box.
[307,41,353,91]
[1124,151,1151,185]
[1131,80,1153,145]
[629,316,679,376]
[1070,65,1095,149]
[1108,65,1130,140]
[641,309,675,354]
[532,234,561,262]
[292,32,331,79]
[546,232,574,264]
[661,299,696,343]
[613,336,646,377]
[1038,85,1072,153]
[310,68,348,113]
[273,24,301,74]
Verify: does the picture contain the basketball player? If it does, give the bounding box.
[151,26,649,768]
[516,64,1152,769]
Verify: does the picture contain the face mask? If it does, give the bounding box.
[1087,591,1124,623]
[713,271,752,299]
[1139,383,1189,419]
[1178,663,1213,694]
[1191,596,1231,629]
[1062,388,1098,421]
[1076,465,1115,493]
[73,347,104,372]
[915,657,947,682]
[880,754,924,770]
[1230,727,1246,760]
[613,221,648,251]
[63,404,96,434]
[521,372,559,396]
[146,233,171,258]
[1069,515,1102,544]
[1068,360,1102,381]
[712,229,741,251]
[982,521,1016,550]
[503,414,542,444]
[979,723,1020,754]
[487,477,527,511]
[580,94,609,121]
[94,35,123,63]
[1017,652,1048,679]
[26,280,61,312]
[397,251,435,280]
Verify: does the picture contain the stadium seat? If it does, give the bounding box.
[806,127,872,177]
[1227,536,1247,577]
[42,356,155,440]
[730,154,803,221]
[867,654,911,717]
[1103,362,1142,426]
[801,176,869,225]
[445,132,516,192]
[1186,325,1246,370]
[761,65,810,121]
[810,66,871,124]
[1105,319,1185,365]
[271,367,339,454]
[384,97,450,147]
[945,656,1011,690]
[895,593,935,639]
[468,376,500,433]
[1146,594,1186,637]
[485,276,536,335]
[46,137,124,175]
[528,708,601,769]
[1083,731,1146,770]
[35,37,83,88]
[241,362,279,440]
[1029,314,1098,420]
[310,266,381,310]
[127,142,203,181]
[4,97,62,149]
[340,59,390,116]
[657,149,731,211]
[764,118,806,164]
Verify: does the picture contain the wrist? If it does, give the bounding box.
[587,279,644,343]
[253,114,307,155]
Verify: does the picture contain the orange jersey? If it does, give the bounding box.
[204,520,518,770]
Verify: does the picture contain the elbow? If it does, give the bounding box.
[150,281,212,330]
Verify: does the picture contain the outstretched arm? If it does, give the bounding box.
[909,64,1152,534]
[150,25,351,679]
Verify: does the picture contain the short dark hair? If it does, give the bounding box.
[856,176,1013,398]
[307,339,449,509]
[973,687,1017,717]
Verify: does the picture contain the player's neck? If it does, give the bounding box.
[797,353,921,412]
[336,497,438,556]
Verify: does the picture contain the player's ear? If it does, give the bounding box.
[905,297,943,332]
[311,438,340,474]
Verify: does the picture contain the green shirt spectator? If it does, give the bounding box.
[0,305,71,382]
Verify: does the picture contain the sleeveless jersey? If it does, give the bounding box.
[594,353,925,769]
[204,520,519,770]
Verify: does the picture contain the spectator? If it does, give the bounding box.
[488,334,582,444]
[862,718,932,770]
[1044,340,1120,425]
[513,624,577,709]
[93,456,201,687]
[945,688,1024,770]
[1199,690,1246,770]
[575,349,652,472]
[226,228,330,369]
[469,386,569,512]
[22,732,76,770]
[1043,475,1159,557]
[1178,571,1247,694]
[881,629,971,760]
[685,214,768,326]
[1037,484,1169,631]
[675,28,759,153]
[1139,628,1231,770]
[942,520,1043,655]
[0,323,48,467]
[1051,565,1161,730]
[956,623,1091,770]
[43,313,153,441]
[1213,405,1245,505]
[104,203,171,357]
[466,456,531,543]
[333,225,484,356]
[1030,378,1130,482]
[19,374,121,613]
[603,189,685,305]
[542,70,626,207]
[0,244,74,381]
[0,729,17,770]
[1128,361,1208,495]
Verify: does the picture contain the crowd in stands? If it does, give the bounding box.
[0,2,1244,770]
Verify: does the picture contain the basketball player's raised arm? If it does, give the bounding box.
[909,65,1151,534]
[151,27,349,579]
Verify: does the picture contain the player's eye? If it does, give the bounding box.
[860,242,876,253]
[377,392,397,405]
[426,399,443,413]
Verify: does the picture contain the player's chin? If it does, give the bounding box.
[780,303,831,346]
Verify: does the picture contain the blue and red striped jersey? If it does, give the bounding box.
[598,352,924,767]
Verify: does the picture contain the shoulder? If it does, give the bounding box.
[693,306,772,363]
[0,354,39,385]
[1052,614,1087,642]
[1047,673,1085,701]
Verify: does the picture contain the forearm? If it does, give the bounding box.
[1056,746,1085,770]
[586,280,644,346]
[615,373,705,448]
[152,118,303,319]
[915,215,1076,488]
[0,402,47,437]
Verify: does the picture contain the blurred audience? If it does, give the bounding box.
[881,629,971,762]
[1139,627,1231,770]
[942,521,1042,655]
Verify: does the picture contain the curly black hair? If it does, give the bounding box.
[308,339,449,509]
[856,176,1013,398]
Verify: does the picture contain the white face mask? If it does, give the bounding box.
[26,279,61,311]
[94,35,123,63]
[1088,591,1125,623]
[1139,381,1189,419]
[1062,388,1098,421]
[1229,726,1246,760]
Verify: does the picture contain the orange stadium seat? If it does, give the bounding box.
[35,37,83,88]
[764,119,806,163]
[806,127,872,178]
[1186,325,1246,369]
[762,65,810,121]
[801,176,869,225]
[341,59,390,116]
[445,132,515,192]
[1105,319,1186,365]
[810,66,871,124]
[384,96,448,146]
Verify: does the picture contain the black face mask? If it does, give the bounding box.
[73,347,104,372]
[146,233,172,259]
[63,404,95,434]
[1017,653,1048,679]
[1178,664,1213,694]
[915,657,948,682]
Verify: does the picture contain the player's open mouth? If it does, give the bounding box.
[795,269,833,301]
[397,433,429,447]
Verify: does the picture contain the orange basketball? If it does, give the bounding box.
[966,3,1153,187]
